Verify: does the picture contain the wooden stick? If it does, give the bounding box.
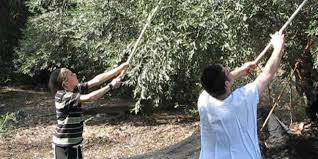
[117,0,162,81]
[254,0,309,64]
[126,0,162,64]
[260,62,299,131]
[289,70,293,124]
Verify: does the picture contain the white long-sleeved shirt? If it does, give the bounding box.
[198,82,261,159]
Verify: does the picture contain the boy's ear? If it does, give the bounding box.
[62,81,68,89]
[225,81,230,87]
[224,81,231,90]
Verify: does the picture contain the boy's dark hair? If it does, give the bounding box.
[200,64,229,97]
[48,68,63,95]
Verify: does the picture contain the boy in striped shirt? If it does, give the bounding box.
[48,62,128,159]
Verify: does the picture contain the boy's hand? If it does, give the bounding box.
[120,62,129,72]
[241,61,257,76]
[110,77,122,89]
[270,32,285,52]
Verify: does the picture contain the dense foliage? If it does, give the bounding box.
[15,0,318,113]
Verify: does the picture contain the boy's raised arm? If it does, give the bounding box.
[87,62,129,88]
[80,77,122,103]
[255,32,285,96]
[230,61,257,82]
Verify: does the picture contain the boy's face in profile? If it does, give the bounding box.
[61,68,79,90]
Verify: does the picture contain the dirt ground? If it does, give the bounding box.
[1,86,318,159]
[0,87,199,159]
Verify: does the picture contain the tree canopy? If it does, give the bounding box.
[15,0,318,113]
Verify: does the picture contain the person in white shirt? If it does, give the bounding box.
[198,32,285,159]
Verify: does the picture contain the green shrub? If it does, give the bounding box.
[0,112,18,135]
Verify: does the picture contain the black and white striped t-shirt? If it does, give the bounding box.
[53,82,88,147]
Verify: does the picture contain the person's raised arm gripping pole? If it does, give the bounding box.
[255,32,285,96]
[230,61,257,82]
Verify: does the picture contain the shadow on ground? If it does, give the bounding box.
[128,129,200,159]
[127,115,318,159]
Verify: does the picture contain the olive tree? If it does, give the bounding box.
[16,0,318,114]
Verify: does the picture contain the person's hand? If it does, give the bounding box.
[110,77,122,89]
[120,62,129,72]
[241,61,257,76]
[270,32,285,52]
[116,62,129,78]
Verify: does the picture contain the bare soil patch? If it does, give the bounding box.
[0,87,199,159]
[1,86,318,159]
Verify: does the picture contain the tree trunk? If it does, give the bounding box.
[290,39,318,121]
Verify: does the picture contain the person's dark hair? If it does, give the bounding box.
[48,68,64,95]
[200,64,229,97]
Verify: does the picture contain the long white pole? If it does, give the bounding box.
[254,0,309,64]
[127,0,163,64]
[118,0,162,79]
